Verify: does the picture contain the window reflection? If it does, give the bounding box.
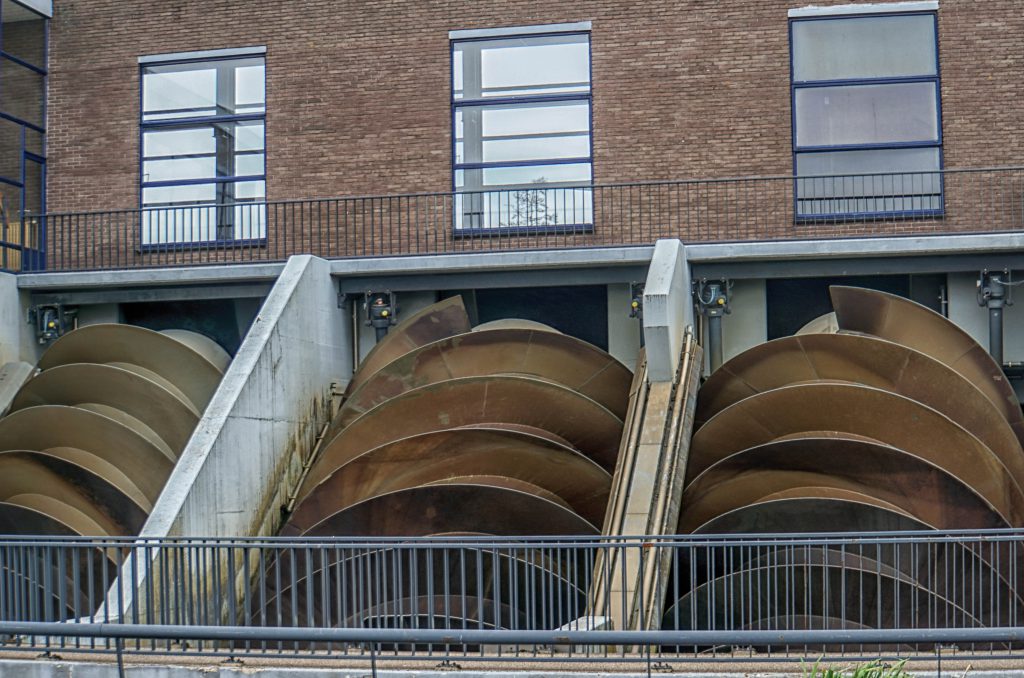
[791,13,942,218]
[140,56,266,244]
[453,31,593,230]
[0,0,47,271]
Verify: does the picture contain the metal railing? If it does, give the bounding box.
[22,166,1024,272]
[0,530,1022,663]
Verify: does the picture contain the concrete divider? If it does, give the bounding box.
[642,239,692,383]
[102,254,351,620]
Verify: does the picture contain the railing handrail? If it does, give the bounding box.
[28,164,1024,218]
[0,528,1022,548]
[5,621,1024,648]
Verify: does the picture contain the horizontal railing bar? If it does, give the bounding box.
[0,527,1023,547]
[4,622,1024,647]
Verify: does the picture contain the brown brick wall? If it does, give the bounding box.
[40,0,1024,264]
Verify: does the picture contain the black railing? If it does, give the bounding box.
[0,530,1022,664]
[11,166,1024,272]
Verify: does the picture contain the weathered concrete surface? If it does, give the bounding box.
[101,255,350,620]
[140,254,349,539]
[0,271,39,365]
[642,240,692,383]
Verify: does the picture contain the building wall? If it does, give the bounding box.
[43,1,1024,245]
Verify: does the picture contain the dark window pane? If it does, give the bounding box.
[796,148,942,215]
[0,115,21,181]
[0,56,44,126]
[795,82,938,147]
[792,14,936,81]
[1,0,46,69]
[22,157,40,213]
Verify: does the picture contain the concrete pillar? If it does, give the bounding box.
[642,239,693,382]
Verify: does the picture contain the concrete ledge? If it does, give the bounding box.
[17,263,287,290]
[330,246,654,277]
[687,232,1024,263]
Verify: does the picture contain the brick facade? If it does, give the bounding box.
[38,0,1024,264]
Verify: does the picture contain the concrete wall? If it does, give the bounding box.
[947,271,1024,364]
[703,278,767,373]
[607,282,641,372]
[139,254,350,540]
[0,271,42,364]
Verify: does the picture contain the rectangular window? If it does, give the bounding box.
[140,52,265,245]
[452,29,592,231]
[790,11,942,218]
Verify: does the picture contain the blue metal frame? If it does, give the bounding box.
[138,52,267,246]
[450,29,594,235]
[789,11,944,221]
[0,0,48,270]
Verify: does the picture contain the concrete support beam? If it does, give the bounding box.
[592,332,703,631]
[642,240,693,382]
[103,255,350,620]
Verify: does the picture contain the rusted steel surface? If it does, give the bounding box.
[680,436,1008,532]
[305,374,623,493]
[300,484,600,537]
[694,333,1024,480]
[0,405,172,507]
[689,382,1024,523]
[38,323,224,412]
[338,328,632,425]
[345,296,471,397]
[673,285,1024,632]
[288,427,610,532]
[0,324,229,537]
[9,363,198,457]
[831,286,1024,441]
[159,329,232,372]
[283,297,629,630]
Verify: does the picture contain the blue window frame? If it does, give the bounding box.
[790,11,942,218]
[0,0,47,271]
[452,29,593,232]
[140,53,266,245]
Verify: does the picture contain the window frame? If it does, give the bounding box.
[450,28,595,235]
[789,10,944,220]
[138,51,267,249]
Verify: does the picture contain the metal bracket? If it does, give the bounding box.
[629,282,645,319]
[364,291,398,341]
[27,304,77,344]
[693,278,732,317]
[977,269,1013,307]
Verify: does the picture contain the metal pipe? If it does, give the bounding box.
[990,302,1004,366]
[979,272,1006,365]
[708,314,723,372]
